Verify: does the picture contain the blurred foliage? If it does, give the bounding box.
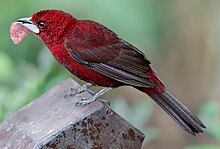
[199,100,220,142]
[184,100,220,149]
[184,146,220,149]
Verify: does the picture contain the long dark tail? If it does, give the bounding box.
[148,89,206,135]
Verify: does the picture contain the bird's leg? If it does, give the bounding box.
[76,87,112,106]
[65,83,93,98]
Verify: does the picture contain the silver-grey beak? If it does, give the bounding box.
[16,17,40,34]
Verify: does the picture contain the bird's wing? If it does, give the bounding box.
[65,35,155,88]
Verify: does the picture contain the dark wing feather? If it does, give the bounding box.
[65,36,155,88]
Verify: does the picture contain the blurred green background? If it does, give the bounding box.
[0,0,220,149]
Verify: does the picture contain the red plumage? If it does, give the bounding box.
[15,10,205,135]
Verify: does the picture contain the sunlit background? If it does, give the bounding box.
[0,0,220,149]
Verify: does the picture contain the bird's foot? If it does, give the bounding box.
[65,83,93,98]
[76,98,110,106]
[75,87,112,106]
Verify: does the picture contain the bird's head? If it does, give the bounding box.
[16,10,77,45]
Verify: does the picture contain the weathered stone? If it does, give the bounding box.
[0,78,144,149]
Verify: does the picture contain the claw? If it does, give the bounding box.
[75,98,90,106]
[75,98,110,106]
[65,83,93,98]
[75,87,112,106]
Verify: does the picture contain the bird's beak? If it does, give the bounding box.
[16,17,40,34]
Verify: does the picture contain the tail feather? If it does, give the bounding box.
[165,91,206,128]
[149,89,205,135]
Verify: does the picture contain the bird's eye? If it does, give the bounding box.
[38,21,46,29]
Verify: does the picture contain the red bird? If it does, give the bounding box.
[14,10,205,135]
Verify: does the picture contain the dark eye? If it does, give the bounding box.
[38,21,46,28]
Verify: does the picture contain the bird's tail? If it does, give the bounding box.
[137,67,206,135]
[146,89,206,135]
